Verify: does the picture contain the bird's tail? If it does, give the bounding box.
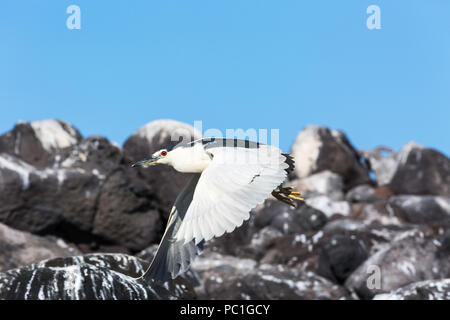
[138,222,204,283]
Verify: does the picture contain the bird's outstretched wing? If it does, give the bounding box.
[140,174,204,283]
[175,145,289,244]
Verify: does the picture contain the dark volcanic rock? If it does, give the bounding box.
[0,120,82,168]
[59,136,163,251]
[123,120,202,219]
[296,170,345,200]
[389,147,450,196]
[0,254,196,300]
[291,125,371,190]
[346,184,385,203]
[253,200,328,234]
[206,219,253,258]
[304,196,351,218]
[0,133,162,252]
[360,147,399,186]
[207,200,327,260]
[345,229,450,299]
[389,195,450,225]
[91,167,162,251]
[0,222,80,272]
[0,153,99,234]
[374,279,450,300]
[270,203,328,235]
[192,252,350,300]
[350,200,403,226]
[317,234,368,284]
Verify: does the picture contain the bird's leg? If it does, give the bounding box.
[272,186,304,207]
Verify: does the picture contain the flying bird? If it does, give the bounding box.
[132,137,303,283]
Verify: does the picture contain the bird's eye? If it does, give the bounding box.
[161,151,167,156]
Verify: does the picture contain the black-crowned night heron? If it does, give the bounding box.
[132,138,303,283]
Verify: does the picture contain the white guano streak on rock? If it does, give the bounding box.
[0,154,34,189]
[0,154,87,190]
[62,265,83,299]
[30,120,78,151]
[24,269,38,300]
[135,119,202,145]
[291,125,322,178]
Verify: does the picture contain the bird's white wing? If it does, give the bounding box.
[175,145,289,244]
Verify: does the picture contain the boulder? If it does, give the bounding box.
[317,234,368,284]
[269,202,328,235]
[192,252,350,300]
[389,195,450,225]
[346,184,386,203]
[0,120,82,168]
[360,142,425,187]
[350,201,403,226]
[207,200,327,259]
[0,254,196,300]
[0,134,162,252]
[373,279,450,300]
[0,153,99,234]
[296,170,344,201]
[244,226,284,260]
[0,222,80,272]
[123,120,202,219]
[388,145,450,196]
[305,196,351,218]
[253,200,327,235]
[255,231,323,267]
[345,229,450,299]
[322,219,417,256]
[290,125,371,190]
[360,146,400,186]
[256,220,405,277]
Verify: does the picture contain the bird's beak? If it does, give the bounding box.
[131,156,160,168]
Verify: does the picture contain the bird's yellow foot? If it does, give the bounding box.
[272,186,304,207]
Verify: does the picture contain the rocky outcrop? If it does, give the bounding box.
[0,120,82,168]
[192,251,350,300]
[0,254,196,300]
[0,222,80,272]
[317,234,368,284]
[345,229,450,299]
[345,184,386,203]
[295,170,345,200]
[206,200,328,260]
[373,279,450,300]
[389,195,450,225]
[0,128,162,253]
[290,126,371,190]
[1,119,449,300]
[388,146,450,196]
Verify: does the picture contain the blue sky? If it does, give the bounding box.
[1,1,449,155]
